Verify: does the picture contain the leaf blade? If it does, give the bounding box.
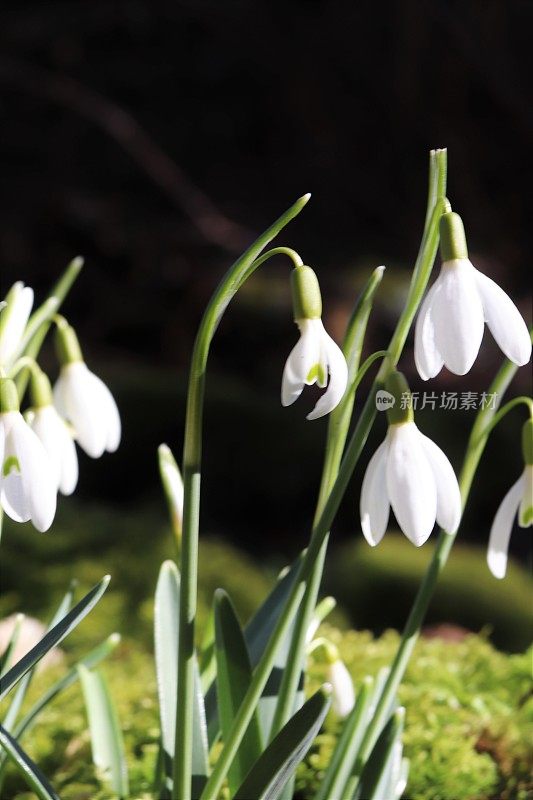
[0,575,110,701]
[214,589,263,795]
[78,665,129,798]
[234,686,331,800]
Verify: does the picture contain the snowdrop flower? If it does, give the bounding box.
[327,658,355,718]
[360,371,462,546]
[27,369,78,496]
[53,320,121,459]
[0,379,57,532]
[0,282,34,368]
[158,443,184,536]
[487,419,533,579]
[281,265,348,420]
[415,212,531,380]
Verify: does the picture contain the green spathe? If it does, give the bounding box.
[385,371,413,425]
[521,418,533,466]
[439,212,468,262]
[0,378,20,413]
[291,265,322,320]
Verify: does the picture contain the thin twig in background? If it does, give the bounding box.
[0,56,253,254]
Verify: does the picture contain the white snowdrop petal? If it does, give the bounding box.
[432,260,485,375]
[360,438,390,546]
[414,280,445,381]
[58,433,79,495]
[386,423,437,546]
[54,363,107,458]
[487,474,524,579]
[30,408,62,490]
[52,374,68,418]
[328,660,355,718]
[307,329,348,421]
[281,321,319,406]
[419,433,462,533]
[0,286,34,365]
[474,269,532,366]
[11,414,56,532]
[88,372,121,452]
[1,414,31,522]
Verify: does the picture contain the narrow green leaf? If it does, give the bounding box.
[0,615,24,677]
[214,589,263,795]
[314,675,374,800]
[205,553,304,746]
[78,665,129,798]
[0,723,59,800]
[12,634,120,743]
[0,582,78,787]
[353,708,405,800]
[0,575,110,701]
[154,560,208,798]
[234,686,331,800]
[15,256,84,397]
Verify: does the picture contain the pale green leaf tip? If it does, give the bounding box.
[321,683,333,697]
[102,575,112,587]
[214,587,228,604]
[109,633,121,646]
[161,558,178,573]
[70,256,84,270]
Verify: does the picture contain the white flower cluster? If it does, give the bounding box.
[0,281,120,533]
[279,212,531,574]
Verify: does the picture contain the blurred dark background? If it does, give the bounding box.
[1,1,532,644]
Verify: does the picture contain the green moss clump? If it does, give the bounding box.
[2,626,531,800]
[301,625,533,800]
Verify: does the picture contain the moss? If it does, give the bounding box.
[2,625,531,799]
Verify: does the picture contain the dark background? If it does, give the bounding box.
[1,1,532,566]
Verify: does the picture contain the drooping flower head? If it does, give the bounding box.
[281,265,348,420]
[487,417,533,579]
[360,371,462,546]
[0,378,57,532]
[0,282,34,369]
[415,211,531,380]
[27,368,78,496]
[53,319,121,458]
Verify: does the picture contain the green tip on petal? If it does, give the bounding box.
[291,265,322,320]
[3,455,21,477]
[519,505,533,527]
[521,418,533,465]
[384,370,414,425]
[440,212,468,262]
[0,378,20,413]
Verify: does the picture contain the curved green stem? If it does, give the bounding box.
[7,356,41,381]
[15,257,83,399]
[173,195,310,799]
[474,395,533,443]
[267,149,448,746]
[349,356,519,788]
